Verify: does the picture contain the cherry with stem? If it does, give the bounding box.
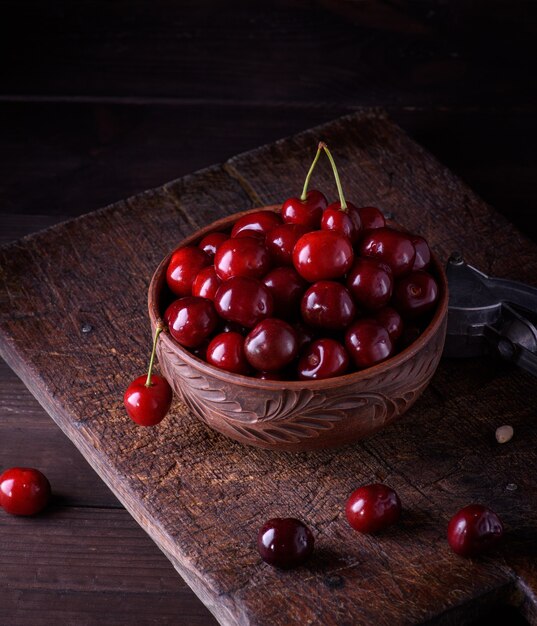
[124,320,173,426]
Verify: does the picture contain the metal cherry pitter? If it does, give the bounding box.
[443,252,537,376]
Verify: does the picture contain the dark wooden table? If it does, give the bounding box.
[1,2,536,624]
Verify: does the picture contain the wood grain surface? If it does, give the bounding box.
[1,109,536,625]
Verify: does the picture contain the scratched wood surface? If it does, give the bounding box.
[1,110,536,625]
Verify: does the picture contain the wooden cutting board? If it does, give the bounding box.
[1,109,536,626]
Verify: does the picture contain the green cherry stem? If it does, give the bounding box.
[300,142,324,201]
[322,143,348,212]
[145,320,166,387]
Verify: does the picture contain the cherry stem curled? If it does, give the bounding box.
[300,142,324,201]
[322,143,347,212]
[145,320,166,387]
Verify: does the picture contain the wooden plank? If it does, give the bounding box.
[0,507,217,626]
[2,1,535,109]
[0,110,536,625]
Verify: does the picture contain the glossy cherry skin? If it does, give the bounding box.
[374,306,403,343]
[198,231,228,259]
[360,227,416,278]
[231,210,282,239]
[166,246,211,297]
[356,206,386,231]
[244,318,298,371]
[392,270,439,319]
[165,296,218,347]
[124,374,173,426]
[345,319,393,368]
[346,257,393,311]
[192,266,221,301]
[281,189,327,230]
[411,235,431,271]
[263,267,308,320]
[206,332,250,375]
[447,505,504,557]
[293,231,354,282]
[257,517,314,569]
[298,338,349,380]
[301,281,355,330]
[346,484,402,533]
[266,224,309,266]
[321,201,362,243]
[0,467,51,516]
[214,236,271,281]
[214,277,273,328]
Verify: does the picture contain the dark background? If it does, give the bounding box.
[1,1,536,624]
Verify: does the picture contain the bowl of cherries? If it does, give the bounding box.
[146,143,448,451]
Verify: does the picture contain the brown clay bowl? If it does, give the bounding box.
[148,206,448,452]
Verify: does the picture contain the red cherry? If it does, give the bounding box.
[321,201,362,243]
[214,236,271,281]
[293,231,354,282]
[166,246,211,297]
[447,505,504,557]
[206,332,250,375]
[254,371,285,380]
[165,296,218,347]
[244,318,298,372]
[346,484,402,533]
[301,281,355,330]
[411,235,432,271]
[124,323,174,426]
[214,277,273,328]
[374,307,404,343]
[124,374,173,426]
[360,227,416,278]
[294,321,316,351]
[345,319,393,368]
[198,232,228,259]
[392,271,439,319]
[231,210,282,239]
[298,338,349,380]
[266,224,309,266]
[192,266,221,301]
[356,206,386,231]
[281,190,327,229]
[346,257,393,311]
[0,467,51,516]
[257,517,314,569]
[262,266,308,320]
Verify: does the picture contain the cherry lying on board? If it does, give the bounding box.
[257,517,315,569]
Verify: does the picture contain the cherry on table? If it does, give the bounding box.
[301,280,356,330]
[206,331,250,375]
[166,246,211,297]
[360,227,416,278]
[447,504,504,557]
[124,322,174,426]
[198,231,228,259]
[345,483,402,533]
[392,270,439,319]
[231,210,282,239]
[298,338,349,380]
[345,318,393,368]
[165,296,218,347]
[293,231,354,282]
[0,467,51,516]
[214,236,272,281]
[214,276,273,328]
[346,257,393,311]
[244,318,298,372]
[257,517,314,569]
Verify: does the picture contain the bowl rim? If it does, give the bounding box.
[148,205,449,391]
